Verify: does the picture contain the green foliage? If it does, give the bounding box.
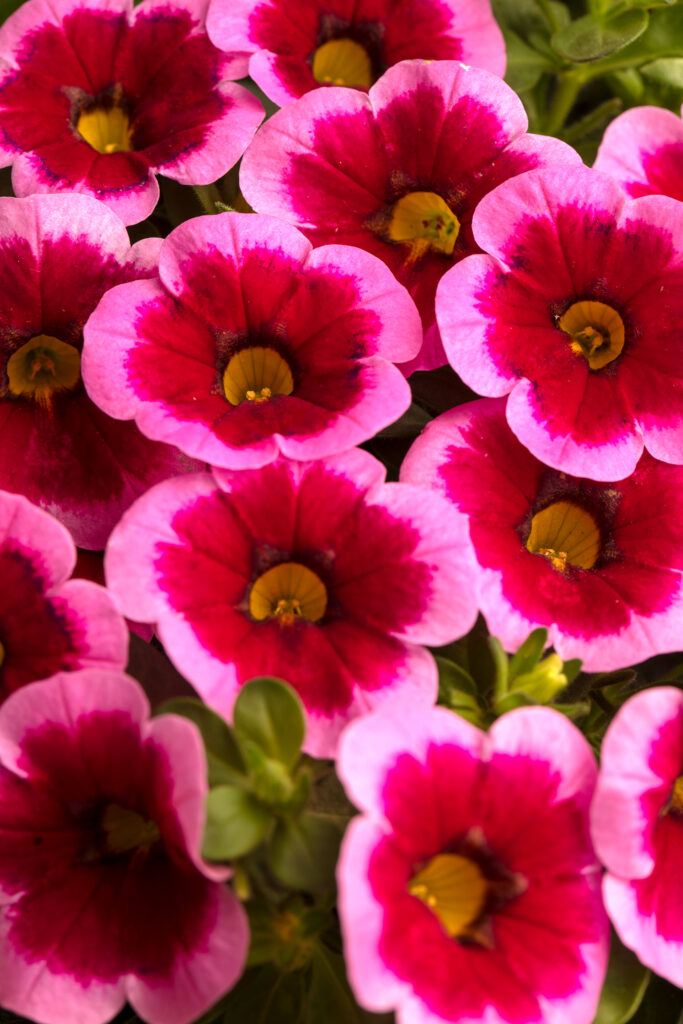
[233,677,306,770]
[158,697,245,785]
[593,931,650,1024]
[551,9,649,62]
[268,813,343,894]
[203,786,272,860]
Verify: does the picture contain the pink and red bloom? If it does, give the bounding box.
[82,212,421,470]
[0,490,127,701]
[206,0,505,108]
[591,687,683,987]
[336,702,608,1024]
[0,0,263,224]
[104,450,478,757]
[240,60,580,372]
[594,105,683,202]
[0,192,197,549]
[438,165,683,480]
[0,669,249,1024]
[401,397,683,671]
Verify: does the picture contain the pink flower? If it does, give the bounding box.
[438,165,683,480]
[0,192,198,548]
[82,212,421,470]
[591,687,683,987]
[0,669,249,1024]
[401,397,683,671]
[594,105,683,202]
[104,450,478,757]
[206,0,505,108]
[336,702,608,1024]
[240,60,580,372]
[0,0,263,224]
[0,490,127,700]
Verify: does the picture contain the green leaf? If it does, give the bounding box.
[306,943,382,1024]
[435,656,483,724]
[641,56,683,88]
[234,677,305,769]
[268,813,342,894]
[158,697,245,786]
[508,628,549,681]
[488,635,509,700]
[202,784,272,860]
[593,931,650,1024]
[220,964,308,1024]
[581,5,683,74]
[551,9,649,62]
[502,28,556,92]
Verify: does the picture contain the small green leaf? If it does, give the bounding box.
[268,814,342,894]
[219,964,308,1024]
[488,635,509,701]
[306,943,382,1024]
[593,930,650,1024]
[435,657,483,724]
[552,9,649,62]
[234,677,305,769]
[203,784,272,860]
[158,697,245,786]
[508,628,549,680]
[502,28,556,92]
[641,56,683,88]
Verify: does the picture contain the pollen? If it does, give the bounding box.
[526,500,600,572]
[386,192,460,264]
[409,853,488,939]
[77,102,133,154]
[311,38,372,89]
[6,334,81,409]
[668,776,683,817]
[223,347,294,406]
[559,300,625,370]
[249,562,327,626]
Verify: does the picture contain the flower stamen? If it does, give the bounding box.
[249,562,327,626]
[409,853,487,939]
[6,334,81,410]
[77,101,133,154]
[223,347,293,406]
[311,38,372,88]
[559,300,625,370]
[386,192,459,264]
[526,500,600,573]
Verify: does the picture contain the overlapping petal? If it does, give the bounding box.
[594,105,683,202]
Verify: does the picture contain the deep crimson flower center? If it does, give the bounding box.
[526,500,600,573]
[386,192,460,264]
[248,561,327,625]
[100,802,160,856]
[311,38,372,88]
[6,334,81,408]
[222,346,294,405]
[558,300,625,370]
[77,99,133,154]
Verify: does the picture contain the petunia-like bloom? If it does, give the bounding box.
[591,687,683,987]
[240,60,581,372]
[401,397,683,671]
[438,165,683,481]
[104,449,479,757]
[0,669,249,1024]
[82,212,421,470]
[336,702,608,1024]
[0,0,263,225]
[594,105,683,202]
[0,192,199,549]
[206,0,505,108]
[0,489,127,701]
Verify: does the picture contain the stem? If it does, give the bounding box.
[535,0,561,33]
[543,70,585,136]
[192,183,223,215]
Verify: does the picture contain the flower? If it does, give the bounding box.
[82,211,421,470]
[0,192,198,548]
[240,60,581,371]
[104,449,479,757]
[437,164,683,480]
[400,396,683,671]
[336,702,608,1024]
[206,0,505,108]
[0,0,263,224]
[594,105,683,202]
[0,489,127,700]
[591,687,683,987]
[0,669,249,1024]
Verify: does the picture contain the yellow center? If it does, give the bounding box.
[223,346,294,406]
[669,776,683,816]
[311,38,372,88]
[101,803,160,856]
[249,562,327,626]
[6,334,81,409]
[409,853,487,939]
[559,301,625,370]
[386,192,460,264]
[77,102,132,154]
[526,500,600,573]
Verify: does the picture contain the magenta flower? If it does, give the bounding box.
[591,687,683,987]
[438,165,683,480]
[0,0,263,225]
[0,669,248,1024]
[336,702,607,1024]
[83,212,420,470]
[206,0,505,108]
[104,450,478,757]
[240,60,580,372]
[0,490,127,701]
[0,192,198,548]
[401,397,683,671]
[594,106,683,202]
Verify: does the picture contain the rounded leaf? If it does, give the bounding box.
[203,784,272,860]
[234,678,306,769]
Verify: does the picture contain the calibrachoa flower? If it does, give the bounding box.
[591,687,683,987]
[438,164,683,480]
[206,0,505,108]
[104,450,479,757]
[82,212,421,470]
[0,192,198,548]
[0,0,263,224]
[336,702,608,1024]
[240,60,581,371]
[0,490,127,700]
[0,669,249,1024]
[594,105,683,202]
[401,397,683,670]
